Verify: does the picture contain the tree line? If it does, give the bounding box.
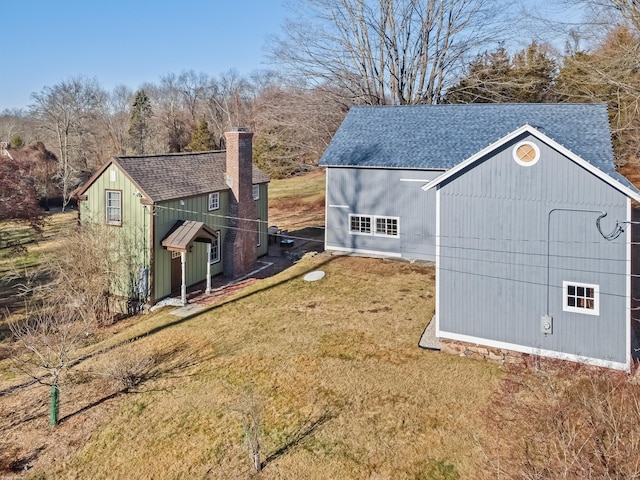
[1,0,640,222]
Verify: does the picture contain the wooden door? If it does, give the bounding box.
[171,252,181,292]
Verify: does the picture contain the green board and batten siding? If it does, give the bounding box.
[78,163,150,297]
[153,192,229,300]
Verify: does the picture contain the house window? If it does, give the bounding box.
[208,192,219,211]
[105,190,122,226]
[171,250,181,259]
[375,217,399,237]
[350,215,372,235]
[563,281,599,316]
[256,218,261,247]
[209,233,221,264]
[253,184,260,201]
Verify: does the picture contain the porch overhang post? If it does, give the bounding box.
[206,242,212,294]
[181,251,187,305]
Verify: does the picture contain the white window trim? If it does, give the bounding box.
[374,216,400,238]
[252,184,260,201]
[256,219,261,247]
[563,281,600,316]
[209,232,221,264]
[349,214,373,236]
[105,190,122,226]
[349,214,399,238]
[208,192,220,211]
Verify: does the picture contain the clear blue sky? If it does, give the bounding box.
[1,0,288,111]
[1,0,584,112]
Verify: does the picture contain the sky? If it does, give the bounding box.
[1,0,586,112]
[1,0,289,111]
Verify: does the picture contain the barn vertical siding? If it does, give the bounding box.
[79,164,150,298]
[325,167,442,261]
[153,192,229,300]
[438,134,629,366]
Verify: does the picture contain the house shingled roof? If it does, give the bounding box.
[111,150,270,203]
[318,103,635,190]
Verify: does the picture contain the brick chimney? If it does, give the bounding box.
[223,127,256,278]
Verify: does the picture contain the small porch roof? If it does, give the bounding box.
[161,220,217,253]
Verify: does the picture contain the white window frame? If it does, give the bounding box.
[512,140,540,167]
[349,214,373,235]
[349,214,399,238]
[208,192,220,211]
[252,184,260,201]
[209,232,221,264]
[256,218,261,247]
[374,216,400,238]
[563,281,599,316]
[105,190,122,226]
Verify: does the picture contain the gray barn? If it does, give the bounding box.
[319,104,640,370]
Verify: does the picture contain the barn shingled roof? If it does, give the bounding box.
[318,103,635,190]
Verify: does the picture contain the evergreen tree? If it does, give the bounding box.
[128,89,152,155]
[444,43,557,104]
[10,133,24,148]
[186,117,215,152]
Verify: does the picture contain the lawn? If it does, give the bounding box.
[268,169,325,231]
[3,170,639,478]
[0,254,501,479]
[0,211,77,337]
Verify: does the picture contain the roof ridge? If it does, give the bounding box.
[115,150,225,160]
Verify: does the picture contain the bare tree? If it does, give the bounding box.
[269,0,509,105]
[177,70,210,123]
[9,303,92,426]
[556,26,640,164]
[98,84,132,156]
[252,83,347,176]
[29,76,105,210]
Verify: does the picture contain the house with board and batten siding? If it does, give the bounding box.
[319,104,640,370]
[76,128,269,306]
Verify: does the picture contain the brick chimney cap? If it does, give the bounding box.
[228,127,251,133]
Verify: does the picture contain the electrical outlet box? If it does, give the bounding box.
[541,315,553,335]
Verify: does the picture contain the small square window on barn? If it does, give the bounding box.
[208,192,219,211]
[105,190,122,226]
[563,281,599,316]
[349,214,372,235]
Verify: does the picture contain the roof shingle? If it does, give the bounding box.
[319,103,617,174]
[113,151,269,202]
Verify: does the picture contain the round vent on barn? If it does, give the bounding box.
[513,141,540,166]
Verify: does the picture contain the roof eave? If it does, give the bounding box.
[75,157,156,203]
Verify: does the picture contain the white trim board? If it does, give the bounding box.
[626,198,632,369]
[439,330,629,372]
[324,245,402,258]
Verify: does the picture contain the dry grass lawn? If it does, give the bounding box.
[0,254,501,479]
[269,169,325,231]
